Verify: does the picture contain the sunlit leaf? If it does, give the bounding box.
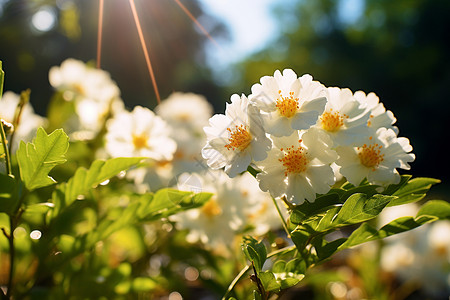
[416,200,450,220]
[17,127,69,191]
[137,188,213,220]
[318,194,394,231]
[389,177,441,206]
[52,157,143,212]
[132,277,157,292]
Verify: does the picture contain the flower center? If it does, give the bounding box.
[276,90,299,118]
[320,109,348,132]
[132,134,148,149]
[201,199,222,218]
[278,143,309,176]
[225,124,252,151]
[357,139,384,170]
[73,83,86,96]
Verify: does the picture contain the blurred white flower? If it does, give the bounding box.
[315,87,371,146]
[156,92,213,160]
[125,93,213,193]
[250,69,327,137]
[49,58,119,103]
[156,92,213,134]
[240,172,288,236]
[353,91,397,133]
[202,94,271,177]
[0,91,46,153]
[336,128,415,186]
[379,205,450,297]
[105,106,176,160]
[256,128,337,204]
[170,171,251,248]
[49,58,124,139]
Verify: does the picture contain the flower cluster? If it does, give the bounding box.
[203,69,415,204]
[49,58,124,140]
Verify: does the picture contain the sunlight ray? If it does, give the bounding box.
[96,0,104,69]
[173,0,222,51]
[128,0,161,104]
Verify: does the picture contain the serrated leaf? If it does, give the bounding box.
[53,157,142,211]
[17,127,69,190]
[242,236,267,273]
[389,177,440,206]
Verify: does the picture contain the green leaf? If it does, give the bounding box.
[291,193,342,224]
[259,271,281,292]
[137,188,212,220]
[242,236,267,273]
[318,202,449,259]
[52,157,143,212]
[417,200,450,220]
[0,173,18,214]
[17,127,69,191]
[131,277,157,292]
[252,290,263,300]
[389,177,440,206]
[318,194,395,231]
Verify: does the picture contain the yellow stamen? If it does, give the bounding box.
[278,142,309,176]
[132,134,148,149]
[320,109,348,132]
[201,199,222,218]
[225,124,252,151]
[276,90,299,118]
[357,138,384,170]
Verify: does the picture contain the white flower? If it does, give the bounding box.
[353,90,397,133]
[169,171,251,249]
[202,94,271,178]
[315,87,371,146]
[105,106,176,160]
[256,128,337,204]
[250,69,327,137]
[336,127,415,186]
[49,58,119,103]
[0,91,46,153]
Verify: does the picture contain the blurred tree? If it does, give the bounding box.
[0,0,228,113]
[236,0,450,187]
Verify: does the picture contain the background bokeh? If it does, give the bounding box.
[0,0,449,195]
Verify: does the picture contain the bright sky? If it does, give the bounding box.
[199,0,279,65]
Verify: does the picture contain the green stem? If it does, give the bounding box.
[0,120,12,176]
[0,60,4,98]
[5,217,15,299]
[271,196,290,238]
[222,246,296,300]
